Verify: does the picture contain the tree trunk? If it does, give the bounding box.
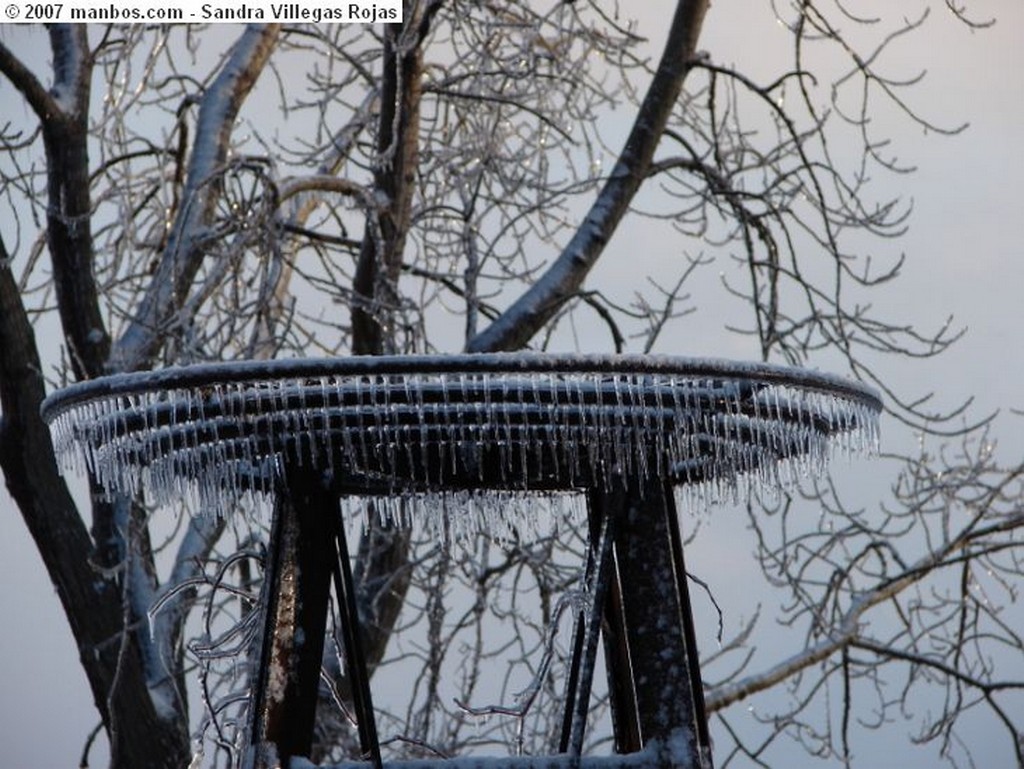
[352,17,429,356]
[0,28,193,765]
[0,258,191,769]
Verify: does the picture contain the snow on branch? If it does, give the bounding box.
[466,0,709,353]
[113,25,281,372]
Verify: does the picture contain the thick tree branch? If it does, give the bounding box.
[278,175,377,206]
[342,7,441,737]
[38,27,110,381]
[113,24,281,371]
[351,7,437,356]
[466,0,709,353]
[0,38,60,121]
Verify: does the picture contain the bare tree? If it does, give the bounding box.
[0,4,1020,768]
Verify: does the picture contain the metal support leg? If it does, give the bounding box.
[246,465,383,769]
[593,478,713,769]
[247,465,335,766]
[331,512,383,768]
[559,504,616,755]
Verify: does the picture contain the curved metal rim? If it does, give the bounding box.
[40,353,882,423]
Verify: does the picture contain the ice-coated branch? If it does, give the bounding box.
[465,0,709,353]
[454,588,580,721]
[17,27,113,382]
[705,502,1024,714]
[704,611,861,714]
[146,513,226,719]
[352,5,438,356]
[248,92,379,358]
[278,175,376,205]
[113,25,281,372]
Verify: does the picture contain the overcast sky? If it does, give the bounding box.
[2,4,1022,767]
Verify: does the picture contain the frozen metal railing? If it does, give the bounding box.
[42,353,880,517]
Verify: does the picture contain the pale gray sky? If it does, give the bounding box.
[2,4,1022,766]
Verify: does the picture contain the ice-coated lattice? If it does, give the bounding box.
[41,354,881,523]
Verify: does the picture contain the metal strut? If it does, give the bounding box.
[592,478,714,769]
[246,466,336,767]
[246,466,383,769]
[331,513,383,769]
[559,503,617,756]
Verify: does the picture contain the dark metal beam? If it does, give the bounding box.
[246,466,336,766]
[560,505,616,755]
[592,478,713,769]
[331,512,383,768]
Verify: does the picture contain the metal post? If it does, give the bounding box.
[559,506,616,755]
[591,478,713,769]
[330,512,383,768]
[247,465,336,766]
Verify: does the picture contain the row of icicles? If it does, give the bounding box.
[45,371,880,539]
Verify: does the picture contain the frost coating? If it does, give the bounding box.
[41,354,881,531]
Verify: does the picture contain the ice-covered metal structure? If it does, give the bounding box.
[42,353,881,769]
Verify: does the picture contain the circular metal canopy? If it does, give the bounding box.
[41,353,881,516]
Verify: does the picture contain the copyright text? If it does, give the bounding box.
[2,0,402,22]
